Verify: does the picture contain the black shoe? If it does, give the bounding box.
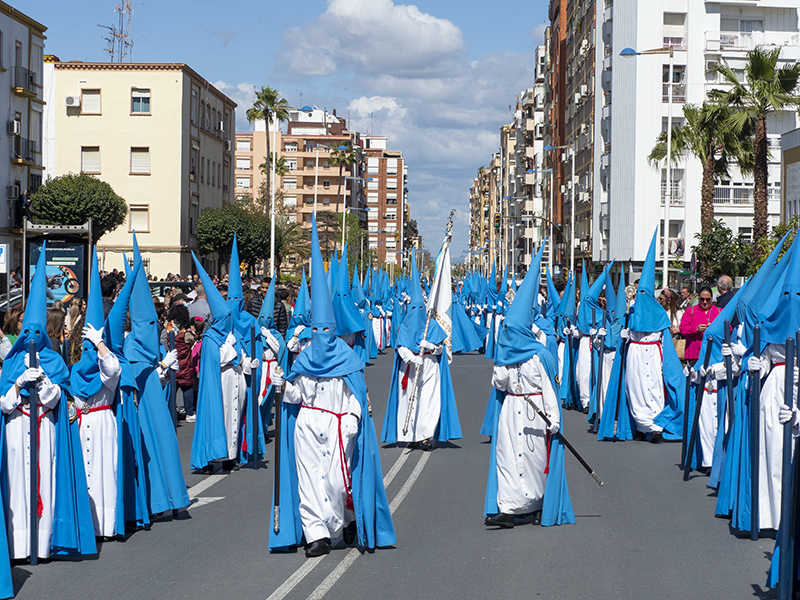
[485,513,515,529]
[699,466,712,476]
[305,538,331,558]
[532,510,542,526]
[649,431,663,444]
[634,431,647,442]
[200,464,215,474]
[343,521,357,546]
[406,441,420,449]
[419,439,434,451]
[221,460,240,472]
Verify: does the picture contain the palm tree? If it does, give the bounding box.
[246,87,289,214]
[709,47,800,251]
[648,101,752,235]
[273,214,310,279]
[328,141,359,249]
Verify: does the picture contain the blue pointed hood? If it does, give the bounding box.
[0,241,69,395]
[495,240,547,366]
[577,260,615,331]
[759,231,800,344]
[395,249,445,352]
[545,266,560,317]
[351,265,367,308]
[288,267,312,341]
[257,276,277,330]
[227,233,244,310]
[735,230,792,348]
[126,234,162,365]
[331,242,364,336]
[614,268,627,321]
[122,252,131,277]
[191,252,233,347]
[70,246,105,397]
[496,266,508,315]
[290,214,363,378]
[628,228,670,332]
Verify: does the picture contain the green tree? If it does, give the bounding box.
[30,173,127,239]
[710,47,800,252]
[195,201,270,273]
[246,86,289,213]
[691,219,753,282]
[273,214,310,279]
[750,215,799,274]
[648,102,752,235]
[328,141,358,248]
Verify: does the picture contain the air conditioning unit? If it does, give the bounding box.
[225,140,232,152]
[7,120,20,136]
[218,120,224,132]
[705,60,718,73]
[65,95,81,108]
[6,184,19,199]
[580,123,588,134]
[580,84,588,96]
[574,93,582,105]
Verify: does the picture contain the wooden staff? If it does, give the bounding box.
[751,325,762,541]
[273,370,283,533]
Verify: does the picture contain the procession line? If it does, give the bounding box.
[307,451,431,600]
[264,447,424,600]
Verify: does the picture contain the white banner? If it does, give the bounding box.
[427,234,452,363]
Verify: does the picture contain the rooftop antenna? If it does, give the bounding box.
[116,1,134,63]
[98,24,117,62]
[370,111,374,136]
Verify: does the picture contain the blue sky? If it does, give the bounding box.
[26,0,549,258]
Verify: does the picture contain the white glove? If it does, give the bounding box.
[82,323,105,347]
[683,365,692,377]
[548,421,560,435]
[748,355,766,373]
[261,327,280,353]
[562,327,571,337]
[225,332,237,347]
[721,344,733,358]
[712,362,728,381]
[597,327,607,338]
[420,339,437,351]
[410,355,424,366]
[293,324,306,338]
[570,325,581,339]
[271,366,285,388]
[342,414,359,438]
[620,328,630,340]
[23,353,40,368]
[589,328,597,336]
[250,358,260,371]
[698,364,709,378]
[16,367,43,388]
[162,349,179,370]
[732,341,747,358]
[779,405,798,426]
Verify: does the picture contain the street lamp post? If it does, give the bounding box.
[621,45,675,289]
[544,143,575,278]
[342,176,372,251]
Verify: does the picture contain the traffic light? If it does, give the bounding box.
[494,214,501,228]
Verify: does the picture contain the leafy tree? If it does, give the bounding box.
[273,214,310,279]
[710,47,800,253]
[195,200,270,273]
[328,142,358,242]
[30,173,127,239]
[691,219,753,281]
[750,215,799,274]
[246,86,289,213]
[648,102,752,235]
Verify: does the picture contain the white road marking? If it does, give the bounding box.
[264,447,428,600]
[187,496,225,510]
[306,451,431,600]
[187,473,227,499]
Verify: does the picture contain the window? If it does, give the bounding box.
[322,180,330,188]
[236,139,251,152]
[81,146,100,173]
[128,205,150,232]
[211,161,216,186]
[367,180,379,190]
[322,197,331,206]
[190,198,199,235]
[386,197,397,205]
[207,159,211,184]
[368,223,378,232]
[218,164,221,188]
[284,142,298,152]
[130,147,150,174]
[386,158,398,174]
[223,162,229,190]
[367,157,380,174]
[81,89,101,115]
[236,157,251,170]
[387,178,397,190]
[283,196,297,207]
[288,214,297,224]
[191,88,199,124]
[131,88,151,114]
[236,176,250,189]
[304,197,313,205]
[284,177,297,190]
[191,146,199,181]
[385,223,397,232]
[286,159,297,170]
[200,156,204,183]
[367,192,379,204]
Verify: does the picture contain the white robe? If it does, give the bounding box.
[625,330,665,434]
[74,351,121,537]
[1,375,61,559]
[372,316,385,350]
[283,375,361,542]
[395,344,442,442]
[220,338,247,460]
[492,355,559,514]
[595,347,615,421]
[576,335,591,410]
[259,334,281,404]
[758,343,790,530]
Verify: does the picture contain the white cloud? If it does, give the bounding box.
[213,80,257,130]
[272,0,536,256]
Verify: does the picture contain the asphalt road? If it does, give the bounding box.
[10,351,777,599]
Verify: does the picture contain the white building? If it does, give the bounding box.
[598,0,797,281]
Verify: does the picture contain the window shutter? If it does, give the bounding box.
[82,146,100,173]
[131,147,150,174]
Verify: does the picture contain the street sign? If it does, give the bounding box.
[0,244,8,274]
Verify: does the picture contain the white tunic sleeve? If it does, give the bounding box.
[534,355,560,429]
[492,365,511,391]
[37,376,61,409]
[98,351,122,391]
[397,346,417,364]
[282,378,303,405]
[0,386,20,414]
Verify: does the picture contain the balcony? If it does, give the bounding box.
[660,183,685,206]
[662,37,686,50]
[705,30,800,53]
[663,83,686,103]
[11,137,40,166]
[12,67,38,98]
[714,184,781,206]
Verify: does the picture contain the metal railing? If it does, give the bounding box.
[714,185,781,205]
[706,30,800,52]
[663,37,685,50]
[12,137,40,163]
[660,182,685,206]
[663,83,686,103]
[12,67,37,92]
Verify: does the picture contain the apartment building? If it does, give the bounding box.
[362,135,405,265]
[43,59,235,276]
[0,4,46,268]
[598,0,796,284]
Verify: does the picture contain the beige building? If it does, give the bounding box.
[42,59,235,277]
[362,135,405,266]
[0,3,46,268]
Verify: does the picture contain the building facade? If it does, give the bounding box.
[362,135,406,266]
[0,4,46,269]
[43,59,235,277]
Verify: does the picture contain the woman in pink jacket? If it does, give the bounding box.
[679,286,720,363]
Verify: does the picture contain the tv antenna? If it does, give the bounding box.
[99,2,134,62]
